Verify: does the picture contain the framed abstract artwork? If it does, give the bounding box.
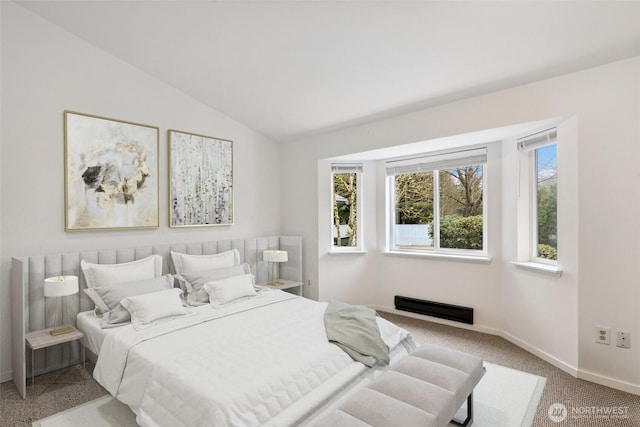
[168,129,233,227]
[64,111,160,231]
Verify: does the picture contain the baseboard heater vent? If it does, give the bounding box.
[394,295,474,325]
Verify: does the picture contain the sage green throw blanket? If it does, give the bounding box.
[324,300,390,367]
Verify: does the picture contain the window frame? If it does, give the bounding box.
[531,144,558,265]
[386,148,488,257]
[518,129,558,266]
[330,163,363,252]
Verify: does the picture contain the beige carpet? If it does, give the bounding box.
[31,362,545,427]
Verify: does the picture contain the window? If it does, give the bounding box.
[386,148,487,255]
[331,164,362,250]
[518,129,557,263]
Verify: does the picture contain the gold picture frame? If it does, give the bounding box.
[168,129,234,227]
[64,111,160,231]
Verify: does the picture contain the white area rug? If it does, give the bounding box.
[450,362,546,427]
[33,362,545,427]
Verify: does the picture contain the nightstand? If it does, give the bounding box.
[25,327,85,390]
[259,279,304,296]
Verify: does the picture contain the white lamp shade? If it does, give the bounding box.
[44,275,79,297]
[263,250,288,263]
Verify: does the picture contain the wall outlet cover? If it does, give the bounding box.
[595,326,610,345]
[616,331,630,349]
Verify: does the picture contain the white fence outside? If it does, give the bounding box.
[395,224,432,246]
[332,224,432,246]
[332,224,351,239]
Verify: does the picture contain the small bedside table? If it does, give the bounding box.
[25,326,85,389]
[259,279,304,296]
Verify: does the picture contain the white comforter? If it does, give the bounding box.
[94,290,410,427]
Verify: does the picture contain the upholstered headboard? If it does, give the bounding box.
[11,235,302,398]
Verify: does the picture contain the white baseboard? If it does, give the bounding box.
[578,369,640,396]
[376,305,640,396]
[499,330,578,377]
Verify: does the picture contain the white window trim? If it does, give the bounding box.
[328,250,368,255]
[515,128,560,274]
[385,148,488,257]
[330,163,363,252]
[384,250,491,264]
[512,261,562,277]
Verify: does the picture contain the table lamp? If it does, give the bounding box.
[263,250,288,285]
[44,275,79,336]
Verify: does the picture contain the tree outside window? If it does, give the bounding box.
[332,170,360,248]
[437,166,483,250]
[535,144,557,260]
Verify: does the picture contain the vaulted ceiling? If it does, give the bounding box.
[18,1,640,142]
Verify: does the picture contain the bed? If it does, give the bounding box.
[11,236,414,426]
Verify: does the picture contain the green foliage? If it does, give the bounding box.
[537,244,557,261]
[429,215,483,250]
[336,202,350,225]
[537,182,557,248]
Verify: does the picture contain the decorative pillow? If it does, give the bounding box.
[203,274,256,307]
[81,255,163,288]
[84,275,174,327]
[121,288,189,330]
[171,249,240,274]
[175,263,252,306]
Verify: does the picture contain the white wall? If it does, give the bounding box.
[500,117,579,377]
[316,160,379,304]
[0,0,3,385]
[0,3,282,381]
[281,57,640,393]
[372,141,503,330]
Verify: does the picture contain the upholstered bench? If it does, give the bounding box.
[314,344,485,427]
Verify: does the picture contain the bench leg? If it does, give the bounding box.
[451,393,473,427]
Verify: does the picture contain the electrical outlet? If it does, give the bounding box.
[595,326,610,345]
[616,331,631,349]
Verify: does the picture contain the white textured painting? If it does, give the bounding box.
[169,130,233,227]
[65,111,159,231]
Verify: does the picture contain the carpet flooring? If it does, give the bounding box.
[2,312,639,426]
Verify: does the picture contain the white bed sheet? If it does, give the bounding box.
[77,304,215,357]
[76,310,108,356]
[91,290,413,427]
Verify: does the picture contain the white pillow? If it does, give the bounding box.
[81,255,163,288]
[83,275,174,327]
[121,288,188,329]
[203,274,256,307]
[175,263,252,306]
[171,249,240,274]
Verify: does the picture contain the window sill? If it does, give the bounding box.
[383,251,491,264]
[512,261,562,277]
[328,250,368,255]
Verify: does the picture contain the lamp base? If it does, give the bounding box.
[50,325,75,336]
[267,280,284,286]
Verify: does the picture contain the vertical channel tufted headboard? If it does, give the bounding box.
[11,235,302,399]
